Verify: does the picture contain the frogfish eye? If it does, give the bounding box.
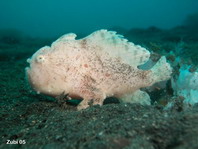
[36,55,45,63]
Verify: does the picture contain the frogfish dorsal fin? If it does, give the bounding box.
[83,29,150,67]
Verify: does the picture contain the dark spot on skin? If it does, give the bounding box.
[139,71,150,80]
[81,39,87,49]
[89,76,96,84]
[76,55,80,60]
[55,63,61,66]
[64,76,67,82]
[105,73,111,77]
[84,64,88,68]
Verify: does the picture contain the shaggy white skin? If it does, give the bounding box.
[26,30,172,110]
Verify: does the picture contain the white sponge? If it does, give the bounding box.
[172,66,198,105]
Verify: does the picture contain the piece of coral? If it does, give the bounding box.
[26,29,172,110]
[172,66,198,105]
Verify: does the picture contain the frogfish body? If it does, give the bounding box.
[26,30,172,110]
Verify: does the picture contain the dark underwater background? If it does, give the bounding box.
[1,0,198,149]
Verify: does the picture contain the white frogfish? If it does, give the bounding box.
[26,30,172,110]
